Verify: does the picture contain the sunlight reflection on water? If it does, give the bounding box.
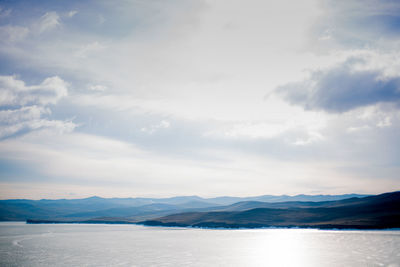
[239,229,313,266]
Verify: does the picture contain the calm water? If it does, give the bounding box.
[1,222,400,266]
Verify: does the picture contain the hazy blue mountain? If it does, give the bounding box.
[141,191,400,229]
[206,194,369,205]
[197,196,375,212]
[62,203,179,219]
[0,197,219,221]
[0,193,369,221]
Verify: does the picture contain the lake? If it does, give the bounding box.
[0,222,399,266]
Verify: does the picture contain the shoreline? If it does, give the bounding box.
[22,219,400,231]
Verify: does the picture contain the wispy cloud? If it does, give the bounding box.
[311,0,400,50]
[0,6,12,18]
[34,11,60,33]
[0,25,28,43]
[141,120,170,134]
[66,10,78,18]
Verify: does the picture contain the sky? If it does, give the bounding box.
[0,0,400,199]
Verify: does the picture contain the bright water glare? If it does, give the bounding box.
[1,222,400,266]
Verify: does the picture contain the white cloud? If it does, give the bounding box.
[0,76,74,138]
[377,116,391,128]
[353,104,397,130]
[88,84,107,91]
[66,10,78,18]
[75,41,107,58]
[210,119,325,141]
[0,10,63,45]
[35,11,60,33]
[0,75,68,106]
[141,120,170,134]
[292,131,324,146]
[0,25,29,43]
[3,131,390,198]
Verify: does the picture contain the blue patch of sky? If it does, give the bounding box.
[0,159,40,182]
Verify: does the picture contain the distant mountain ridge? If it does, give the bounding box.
[0,193,369,222]
[141,191,400,229]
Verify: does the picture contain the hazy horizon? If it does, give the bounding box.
[0,191,374,201]
[1,0,400,199]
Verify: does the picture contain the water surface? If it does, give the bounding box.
[1,222,399,266]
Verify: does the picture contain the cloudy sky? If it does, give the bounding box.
[0,0,399,199]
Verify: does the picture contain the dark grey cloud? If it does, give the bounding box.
[277,58,400,113]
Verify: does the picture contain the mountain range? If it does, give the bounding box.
[5,192,400,229]
[1,193,368,222]
[142,191,400,229]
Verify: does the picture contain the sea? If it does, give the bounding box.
[0,222,399,266]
